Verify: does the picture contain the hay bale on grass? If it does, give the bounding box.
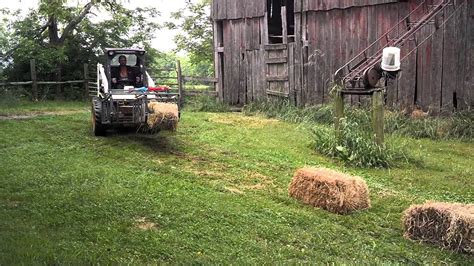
[147,102,179,131]
[288,167,371,214]
[402,202,473,253]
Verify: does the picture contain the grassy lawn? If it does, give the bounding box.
[0,101,472,263]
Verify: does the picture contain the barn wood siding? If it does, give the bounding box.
[220,18,266,104]
[213,0,473,111]
[300,0,400,12]
[212,0,266,20]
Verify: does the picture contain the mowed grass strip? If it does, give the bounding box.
[0,102,472,264]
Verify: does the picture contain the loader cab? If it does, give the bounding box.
[104,48,148,90]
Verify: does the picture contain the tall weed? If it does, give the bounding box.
[312,119,415,168]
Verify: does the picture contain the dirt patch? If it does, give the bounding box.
[208,113,280,128]
[0,110,86,120]
[134,217,159,231]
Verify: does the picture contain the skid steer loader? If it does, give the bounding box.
[91,48,180,136]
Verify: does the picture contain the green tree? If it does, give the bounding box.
[168,0,213,77]
[0,0,161,99]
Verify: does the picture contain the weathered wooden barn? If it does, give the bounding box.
[211,0,473,111]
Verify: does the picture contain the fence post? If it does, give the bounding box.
[83,63,89,99]
[334,90,344,142]
[176,60,184,107]
[372,90,384,145]
[30,59,38,101]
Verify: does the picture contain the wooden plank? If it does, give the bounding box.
[455,0,467,110]
[176,60,184,108]
[264,44,288,50]
[266,75,289,82]
[294,12,303,106]
[30,59,38,101]
[288,42,296,105]
[281,6,288,44]
[372,90,385,145]
[262,13,269,47]
[385,3,399,108]
[266,89,289,97]
[257,49,266,100]
[227,20,235,103]
[265,57,288,64]
[441,2,455,111]
[247,50,253,102]
[398,1,416,111]
[429,11,444,114]
[301,12,309,105]
[303,0,399,12]
[466,0,474,109]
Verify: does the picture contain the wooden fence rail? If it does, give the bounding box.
[1,60,218,102]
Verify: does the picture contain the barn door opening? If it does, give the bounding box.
[267,0,295,43]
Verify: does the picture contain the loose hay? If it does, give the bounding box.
[288,167,370,215]
[402,202,473,254]
[147,102,179,131]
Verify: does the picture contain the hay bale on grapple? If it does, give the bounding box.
[402,202,473,254]
[288,167,370,215]
[147,102,179,131]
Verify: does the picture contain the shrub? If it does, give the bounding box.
[312,119,414,168]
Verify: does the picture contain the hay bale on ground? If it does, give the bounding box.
[288,167,370,215]
[147,102,179,131]
[402,202,473,254]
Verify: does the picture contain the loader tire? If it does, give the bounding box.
[91,97,107,136]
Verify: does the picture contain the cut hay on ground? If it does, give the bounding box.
[147,102,179,131]
[288,167,370,215]
[402,202,473,254]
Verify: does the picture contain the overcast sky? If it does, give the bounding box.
[0,0,200,51]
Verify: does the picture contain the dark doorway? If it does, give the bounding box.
[267,0,295,43]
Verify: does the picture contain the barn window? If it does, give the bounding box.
[267,0,295,44]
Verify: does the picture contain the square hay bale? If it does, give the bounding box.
[288,167,371,215]
[147,102,179,131]
[402,202,473,254]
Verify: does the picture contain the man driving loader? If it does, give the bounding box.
[111,55,141,89]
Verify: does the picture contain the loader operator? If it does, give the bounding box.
[111,55,141,88]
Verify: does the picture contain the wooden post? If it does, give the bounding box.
[335,90,344,141]
[281,6,288,44]
[176,60,184,107]
[372,90,384,145]
[30,59,38,101]
[83,63,89,99]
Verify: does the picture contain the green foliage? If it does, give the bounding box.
[167,0,213,76]
[384,110,474,140]
[312,120,415,168]
[185,95,230,112]
[0,102,472,263]
[244,99,473,141]
[243,99,334,125]
[1,1,161,90]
